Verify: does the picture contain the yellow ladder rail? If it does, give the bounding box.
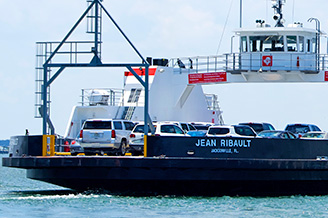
[42,135,55,156]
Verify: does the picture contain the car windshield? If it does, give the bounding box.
[194,125,210,130]
[208,127,230,135]
[160,125,184,134]
[303,133,325,138]
[234,126,256,136]
[83,121,111,129]
[286,125,310,134]
[258,131,281,137]
[133,125,155,133]
[241,123,263,133]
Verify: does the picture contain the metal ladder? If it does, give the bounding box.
[124,88,142,120]
[35,43,52,118]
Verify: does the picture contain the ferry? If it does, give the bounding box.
[4,0,328,196]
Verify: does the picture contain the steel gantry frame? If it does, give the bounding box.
[40,0,152,142]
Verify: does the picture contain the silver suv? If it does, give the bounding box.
[78,119,135,155]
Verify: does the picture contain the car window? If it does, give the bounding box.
[287,132,297,139]
[234,126,256,136]
[208,127,230,135]
[282,133,289,139]
[258,131,278,137]
[173,125,184,134]
[240,123,262,132]
[194,125,210,130]
[161,125,176,133]
[181,123,188,131]
[248,124,263,132]
[113,121,123,130]
[304,133,324,138]
[83,121,111,129]
[311,125,321,131]
[133,125,153,133]
[263,123,275,131]
[124,121,135,131]
[188,124,196,131]
[286,125,310,134]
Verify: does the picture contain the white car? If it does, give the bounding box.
[301,131,328,139]
[206,125,257,137]
[128,122,189,155]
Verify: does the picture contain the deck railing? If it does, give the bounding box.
[169,53,328,74]
[80,88,123,106]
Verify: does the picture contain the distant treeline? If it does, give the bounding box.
[0,140,9,147]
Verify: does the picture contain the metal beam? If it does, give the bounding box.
[99,2,148,64]
[126,66,146,87]
[43,1,96,66]
[46,67,66,86]
[40,0,152,143]
[46,63,148,68]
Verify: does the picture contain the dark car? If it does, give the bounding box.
[284,123,321,137]
[258,130,297,139]
[239,122,275,133]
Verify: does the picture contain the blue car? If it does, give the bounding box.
[258,130,297,139]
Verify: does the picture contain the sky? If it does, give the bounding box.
[1,0,328,139]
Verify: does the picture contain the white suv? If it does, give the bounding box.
[206,125,257,137]
[128,122,189,155]
[78,119,135,155]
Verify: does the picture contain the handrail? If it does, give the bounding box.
[169,53,328,74]
[80,88,124,106]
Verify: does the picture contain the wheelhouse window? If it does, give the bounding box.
[312,38,317,53]
[299,36,304,52]
[287,36,297,51]
[307,39,311,52]
[249,35,284,52]
[241,36,247,52]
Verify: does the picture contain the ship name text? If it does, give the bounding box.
[195,139,251,148]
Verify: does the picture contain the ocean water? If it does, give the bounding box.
[1,154,328,218]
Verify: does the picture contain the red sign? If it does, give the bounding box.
[262,55,273,67]
[188,72,227,84]
[325,71,328,81]
[124,68,157,76]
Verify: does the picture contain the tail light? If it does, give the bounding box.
[130,134,136,138]
[71,140,76,145]
[111,130,116,138]
[64,146,70,152]
[79,130,83,138]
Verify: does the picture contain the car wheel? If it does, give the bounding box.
[120,140,127,156]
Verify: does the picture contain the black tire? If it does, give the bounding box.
[120,140,127,156]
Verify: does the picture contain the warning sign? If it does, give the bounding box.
[262,55,273,67]
[188,72,227,84]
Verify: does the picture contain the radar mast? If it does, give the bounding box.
[272,0,286,27]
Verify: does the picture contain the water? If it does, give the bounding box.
[1,154,328,218]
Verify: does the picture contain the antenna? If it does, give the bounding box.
[272,0,286,27]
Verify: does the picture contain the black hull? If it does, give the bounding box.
[4,156,328,196]
[27,174,328,196]
[5,135,328,196]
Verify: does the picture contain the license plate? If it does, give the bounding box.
[93,133,103,138]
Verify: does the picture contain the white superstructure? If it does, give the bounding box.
[64,64,224,139]
[62,0,328,139]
